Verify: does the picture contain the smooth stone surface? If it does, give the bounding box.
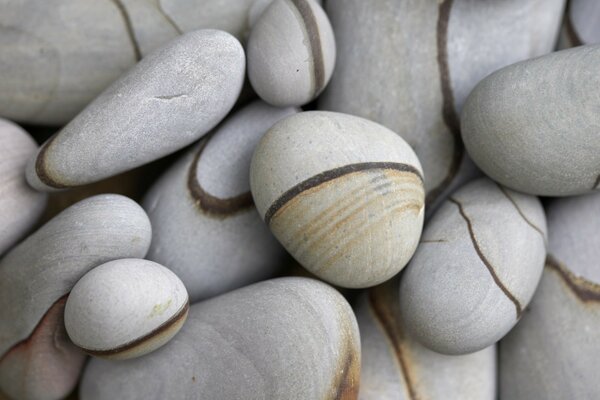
[0,0,256,125]
[319,0,565,205]
[250,111,425,288]
[0,119,46,256]
[247,0,335,107]
[26,29,245,191]
[144,101,295,302]
[500,192,600,399]
[0,194,151,400]
[247,0,322,29]
[65,259,188,360]
[357,281,496,399]
[80,277,360,400]
[461,45,600,196]
[559,0,600,48]
[400,178,547,355]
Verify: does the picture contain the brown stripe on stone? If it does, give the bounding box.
[593,174,600,190]
[157,1,183,34]
[428,0,464,206]
[35,134,69,189]
[332,337,360,399]
[564,6,583,47]
[188,139,254,217]
[546,255,600,303]
[496,183,547,244]
[110,0,142,61]
[449,197,523,319]
[289,0,325,96]
[263,162,424,226]
[82,301,190,357]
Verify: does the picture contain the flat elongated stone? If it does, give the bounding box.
[144,101,295,302]
[0,194,152,400]
[250,111,425,288]
[461,45,600,196]
[319,0,564,205]
[559,0,600,48]
[25,29,245,191]
[0,119,46,256]
[500,192,600,399]
[80,277,360,400]
[400,178,547,354]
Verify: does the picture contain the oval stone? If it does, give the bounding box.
[250,111,425,288]
[144,101,295,302]
[25,29,245,191]
[400,178,547,354]
[559,0,600,48]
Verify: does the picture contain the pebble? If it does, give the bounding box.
[0,119,46,256]
[25,29,245,191]
[247,0,335,106]
[461,45,600,196]
[65,259,189,360]
[500,192,600,399]
[319,0,564,205]
[143,100,295,303]
[559,0,600,48]
[399,178,547,354]
[250,111,425,288]
[0,194,152,400]
[79,277,360,400]
[357,281,497,399]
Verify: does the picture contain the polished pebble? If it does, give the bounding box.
[559,0,600,48]
[26,29,245,191]
[144,100,295,302]
[250,111,425,288]
[400,178,547,354]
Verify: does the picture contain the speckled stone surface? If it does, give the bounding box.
[144,101,295,303]
[559,0,600,48]
[25,29,245,191]
[400,178,547,355]
[80,277,360,400]
[461,45,600,196]
[500,192,600,399]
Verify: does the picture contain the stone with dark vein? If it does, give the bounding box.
[400,178,547,355]
[143,101,295,303]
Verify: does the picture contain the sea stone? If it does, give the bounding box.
[25,29,245,191]
[400,178,547,354]
[144,101,295,302]
[357,281,496,399]
[319,0,565,205]
[247,0,335,106]
[0,0,256,125]
[559,0,600,48]
[250,111,425,288]
[79,277,360,400]
[0,194,152,400]
[0,119,46,256]
[500,192,600,399]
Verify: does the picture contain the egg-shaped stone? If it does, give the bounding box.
[65,258,189,360]
[357,281,496,399]
[25,29,245,191]
[461,45,600,196]
[250,111,425,288]
[0,0,257,126]
[400,178,547,355]
[0,119,47,256]
[247,0,335,107]
[144,101,295,302]
[559,0,600,48]
[319,0,565,206]
[500,192,600,399]
[0,194,152,400]
[79,277,360,399]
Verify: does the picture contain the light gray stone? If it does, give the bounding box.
[319,0,565,205]
[250,111,425,288]
[461,45,600,196]
[559,0,600,48]
[0,119,46,257]
[144,101,295,303]
[500,192,600,399]
[79,277,360,400]
[0,194,152,400]
[400,178,547,355]
[247,0,335,107]
[25,29,245,191]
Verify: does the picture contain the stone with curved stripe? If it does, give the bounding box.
[143,101,295,303]
[558,0,600,48]
[250,111,425,288]
[400,178,547,354]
